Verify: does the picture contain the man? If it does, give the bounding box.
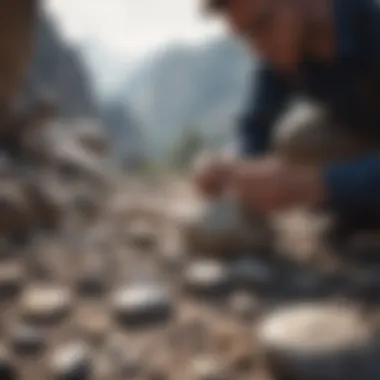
[195,0,380,229]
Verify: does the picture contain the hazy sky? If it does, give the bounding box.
[45,0,223,59]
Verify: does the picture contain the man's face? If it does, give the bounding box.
[221,0,302,70]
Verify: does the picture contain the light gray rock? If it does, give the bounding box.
[183,259,232,296]
[51,342,92,380]
[21,285,72,324]
[112,283,173,327]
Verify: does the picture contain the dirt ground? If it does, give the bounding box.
[0,177,380,380]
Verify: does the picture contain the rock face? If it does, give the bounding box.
[21,14,97,119]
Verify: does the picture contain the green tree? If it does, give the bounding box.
[170,126,204,171]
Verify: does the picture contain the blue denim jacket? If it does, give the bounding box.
[238,0,380,215]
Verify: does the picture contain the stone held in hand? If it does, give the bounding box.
[258,302,380,380]
[182,195,274,256]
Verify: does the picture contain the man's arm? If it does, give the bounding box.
[238,63,290,156]
[320,0,380,215]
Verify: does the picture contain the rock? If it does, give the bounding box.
[52,136,106,187]
[258,302,380,380]
[191,356,228,380]
[74,306,110,344]
[0,180,33,238]
[0,346,16,380]
[75,254,110,297]
[0,260,25,297]
[184,259,232,297]
[106,336,143,378]
[21,285,72,324]
[112,283,173,327]
[231,258,275,291]
[27,173,67,230]
[74,119,108,155]
[127,220,157,250]
[10,324,45,355]
[51,343,92,380]
[228,292,260,321]
[182,196,273,256]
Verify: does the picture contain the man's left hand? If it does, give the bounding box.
[231,156,326,213]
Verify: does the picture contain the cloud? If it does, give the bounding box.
[44,0,223,59]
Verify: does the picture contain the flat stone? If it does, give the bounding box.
[21,285,72,324]
[0,260,25,297]
[184,259,232,297]
[112,284,173,327]
[0,346,16,380]
[258,302,380,380]
[51,342,92,380]
[10,324,45,355]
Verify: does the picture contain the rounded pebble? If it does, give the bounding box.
[51,342,92,380]
[112,284,173,327]
[21,285,72,324]
[184,259,232,297]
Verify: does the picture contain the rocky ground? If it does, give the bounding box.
[1,106,380,380]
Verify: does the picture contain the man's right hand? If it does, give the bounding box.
[191,153,235,198]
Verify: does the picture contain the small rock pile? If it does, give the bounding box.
[0,97,111,243]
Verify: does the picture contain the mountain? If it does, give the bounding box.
[20,14,98,118]
[120,35,255,156]
[101,99,147,168]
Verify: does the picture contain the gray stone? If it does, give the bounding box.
[258,302,380,380]
[183,259,232,296]
[112,283,173,327]
[10,324,45,355]
[21,285,72,324]
[51,343,92,380]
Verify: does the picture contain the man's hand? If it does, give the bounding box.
[232,156,326,212]
[191,153,235,198]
